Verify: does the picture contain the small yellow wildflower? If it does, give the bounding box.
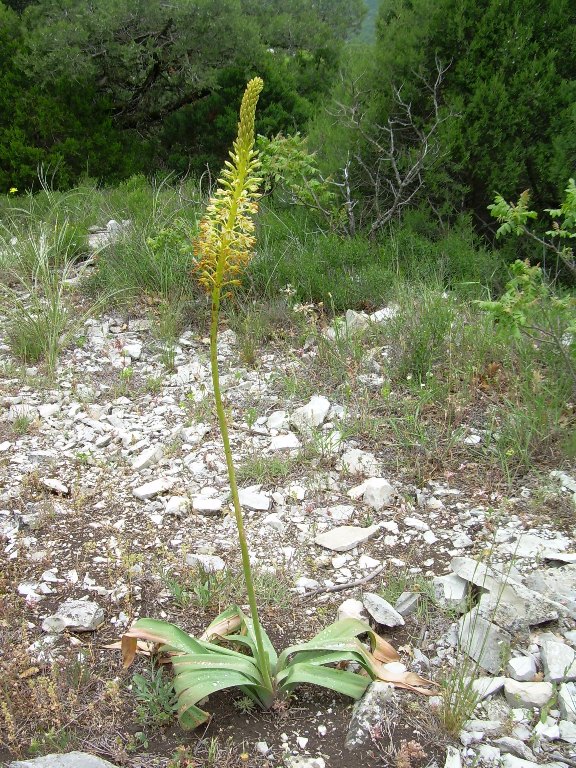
[9,187,17,195]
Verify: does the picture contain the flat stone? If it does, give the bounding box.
[290,395,331,434]
[238,488,271,511]
[541,640,576,682]
[361,477,395,510]
[493,738,536,761]
[315,524,380,553]
[498,533,570,559]
[558,682,576,722]
[444,746,462,768]
[404,516,429,531]
[451,556,523,590]
[192,496,223,514]
[9,753,119,768]
[500,757,564,768]
[266,410,287,430]
[340,449,381,477]
[345,682,395,750]
[525,565,576,617]
[458,609,512,674]
[363,593,405,627]
[270,432,300,450]
[165,496,189,516]
[41,600,104,633]
[506,656,537,682]
[40,478,69,495]
[472,677,506,699]
[559,719,576,743]
[38,403,61,418]
[504,679,554,709]
[284,757,325,768]
[337,598,368,623]
[131,445,163,471]
[185,554,225,572]
[474,745,500,763]
[133,477,174,499]
[122,343,142,360]
[395,591,421,617]
[433,573,470,612]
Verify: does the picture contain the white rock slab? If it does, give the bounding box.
[133,477,174,499]
[315,524,380,553]
[186,554,225,572]
[472,677,506,700]
[362,477,395,510]
[337,598,368,623]
[192,496,223,514]
[290,395,331,434]
[41,478,69,495]
[341,449,381,477]
[270,432,300,451]
[559,682,576,722]
[238,488,271,511]
[131,445,163,471]
[41,600,104,633]
[504,680,554,709]
[459,608,512,674]
[266,410,288,430]
[9,753,119,768]
[541,640,576,682]
[506,656,537,682]
[38,403,61,419]
[363,593,405,627]
[165,496,189,516]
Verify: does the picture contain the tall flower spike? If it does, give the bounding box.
[194,77,264,296]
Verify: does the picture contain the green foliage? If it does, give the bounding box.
[123,610,390,730]
[132,663,179,728]
[257,132,338,217]
[488,191,538,238]
[349,0,576,226]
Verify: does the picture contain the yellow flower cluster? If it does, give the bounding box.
[194,77,263,296]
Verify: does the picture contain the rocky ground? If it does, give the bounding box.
[1,300,575,768]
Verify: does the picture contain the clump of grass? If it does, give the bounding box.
[237,454,296,484]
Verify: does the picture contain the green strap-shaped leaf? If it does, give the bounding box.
[172,653,263,684]
[235,608,278,671]
[126,618,209,656]
[175,668,274,726]
[279,662,370,700]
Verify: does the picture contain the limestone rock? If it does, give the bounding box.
[433,573,469,612]
[133,477,174,499]
[340,448,381,477]
[558,682,576,722]
[315,524,380,553]
[131,445,163,471]
[9,753,119,768]
[458,609,512,674]
[524,565,576,618]
[41,600,104,633]
[503,679,554,709]
[506,656,537,682]
[238,488,271,511]
[361,477,395,510]
[345,682,395,750]
[541,640,576,682]
[290,395,331,434]
[270,432,300,451]
[444,746,462,768]
[395,591,421,617]
[362,593,405,627]
[337,598,368,623]
[185,554,225,572]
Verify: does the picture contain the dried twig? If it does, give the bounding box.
[300,565,384,602]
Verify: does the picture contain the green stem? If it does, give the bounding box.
[209,285,275,697]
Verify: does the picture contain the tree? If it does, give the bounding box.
[19,0,259,132]
[340,0,576,229]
